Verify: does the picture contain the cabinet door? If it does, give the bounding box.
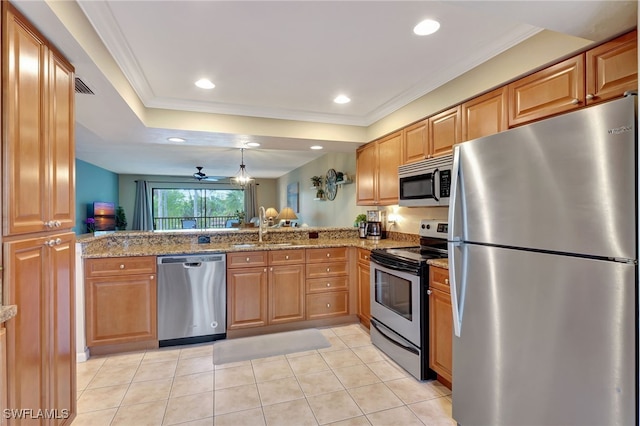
[462,87,508,142]
[508,55,585,126]
[356,143,377,205]
[4,7,48,236]
[586,30,638,105]
[429,105,461,158]
[429,287,452,384]
[227,267,268,329]
[269,264,305,324]
[357,257,371,328]
[402,119,428,164]
[48,50,75,229]
[48,233,76,425]
[377,132,402,205]
[85,273,157,346]
[4,237,48,421]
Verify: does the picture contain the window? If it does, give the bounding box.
[152,188,244,230]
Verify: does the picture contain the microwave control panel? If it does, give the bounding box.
[440,170,451,197]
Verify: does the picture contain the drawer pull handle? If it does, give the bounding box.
[326,267,330,272]
[150,275,155,280]
[445,278,449,285]
[120,264,125,269]
[326,303,331,308]
[285,255,289,260]
[326,283,331,287]
[326,253,331,257]
[246,257,250,262]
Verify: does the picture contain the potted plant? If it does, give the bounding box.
[354,213,367,226]
[315,188,325,199]
[115,206,127,230]
[311,176,323,188]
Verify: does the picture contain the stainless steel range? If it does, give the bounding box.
[369,219,448,380]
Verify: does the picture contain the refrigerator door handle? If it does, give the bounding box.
[447,146,461,242]
[449,241,466,337]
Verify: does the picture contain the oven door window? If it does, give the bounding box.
[374,268,413,320]
[400,173,434,200]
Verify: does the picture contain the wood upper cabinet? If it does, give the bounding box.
[84,256,157,346]
[356,131,402,206]
[429,105,461,158]
[429,266,452,386]
[508,55,585,127]
[4,4,75,236]
[228,250,305,329]
[462,87,508,141]
[402,119,428,164]
[356,248,371,328]
[586,30,638,105]
[4,232,76,426]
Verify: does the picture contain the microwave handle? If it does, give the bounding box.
[432,168,439,202]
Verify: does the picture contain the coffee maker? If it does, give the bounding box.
[366,210,387,241]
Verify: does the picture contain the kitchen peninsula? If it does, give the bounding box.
[75,227,418,360]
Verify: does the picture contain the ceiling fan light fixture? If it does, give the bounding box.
[413,19,440,36]
[195,78,215,89]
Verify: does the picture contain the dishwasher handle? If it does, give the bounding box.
[184,262,202,268]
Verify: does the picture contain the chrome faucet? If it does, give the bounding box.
[258,206,267,243]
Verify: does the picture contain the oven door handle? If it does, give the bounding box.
[371,320,419,355]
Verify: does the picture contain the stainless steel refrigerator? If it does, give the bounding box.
[447,95,637,425]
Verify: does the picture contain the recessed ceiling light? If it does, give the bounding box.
[413,19,440,36]
[195,78,215,89]
[246,142,261,147]
[310,145,323,150]
[334,95,351,104]
[167,137,186,142]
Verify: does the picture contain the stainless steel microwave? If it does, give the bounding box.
[398,154,453,207]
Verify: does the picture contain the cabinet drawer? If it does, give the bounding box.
[85,256,156,278]
[429,266,450,294]
[357,249,371,264]
[269,249,305,265]
[227,251,268,268]
[306,291,349,320]
[306,247,348,263]
[306,276,349,293]
[306,261,348,279]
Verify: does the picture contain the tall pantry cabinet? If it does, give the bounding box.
[2,3,76,425]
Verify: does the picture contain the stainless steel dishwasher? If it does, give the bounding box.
[157,254,226,346]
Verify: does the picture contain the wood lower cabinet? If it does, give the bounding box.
[429,266,452,386]
[4,232,76,425]
[586,30,638,106]
[84,256,157,346]
[0,327,5,426]
[356,249,371,328]
[227,250,305,330]
[305,248,349,320]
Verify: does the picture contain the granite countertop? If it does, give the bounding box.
[79,228,420,258]
[427,258,449,269]
[0,305,17,323]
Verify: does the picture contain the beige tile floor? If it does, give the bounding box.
[72,324,454,426]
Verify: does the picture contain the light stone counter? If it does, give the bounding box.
[0,305,17,323]
[78,227,420,258]
[427,258,449,269]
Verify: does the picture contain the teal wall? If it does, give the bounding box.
[75,159,119,234]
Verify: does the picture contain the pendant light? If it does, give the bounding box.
[233,148,253,189]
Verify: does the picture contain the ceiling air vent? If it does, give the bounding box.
[75,77,94,95]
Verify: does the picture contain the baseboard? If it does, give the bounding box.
[76,348,90,363]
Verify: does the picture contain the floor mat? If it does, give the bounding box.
[213,328,331,364]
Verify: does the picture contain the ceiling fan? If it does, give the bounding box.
[192,166,220,182]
